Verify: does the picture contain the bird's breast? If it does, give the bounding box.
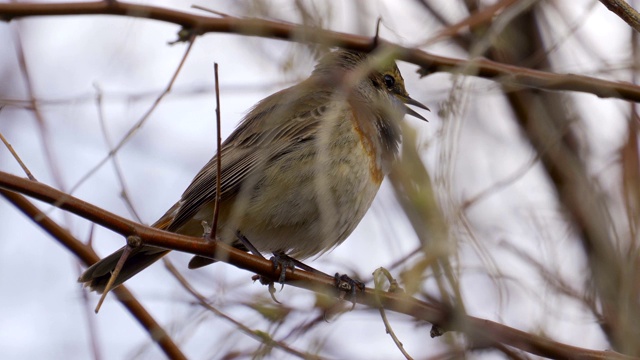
[225,111,384,259]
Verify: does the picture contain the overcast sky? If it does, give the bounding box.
[0,1,633,359]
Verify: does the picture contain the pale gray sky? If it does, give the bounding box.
[0,1,631,359]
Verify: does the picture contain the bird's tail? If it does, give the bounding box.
[77,210,175,294]
[77,246,170,294]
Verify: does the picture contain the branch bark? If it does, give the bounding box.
[599,0,640,33]
[2,2,639,358]
[0,171,636,360]
[0,1,639,102]
[0,189,187,360]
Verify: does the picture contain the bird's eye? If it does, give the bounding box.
[383,74,395,88]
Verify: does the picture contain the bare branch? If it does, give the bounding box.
[0,171,635,360]
[599,0,640,33]
[0,2,639,102]
[0,189,187,360]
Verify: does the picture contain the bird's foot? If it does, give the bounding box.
[270,253,296,285]
[334,273,365,309]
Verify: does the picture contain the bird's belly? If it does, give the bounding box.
[230,128,383,259]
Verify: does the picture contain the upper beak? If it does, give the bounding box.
[403,96,430,122]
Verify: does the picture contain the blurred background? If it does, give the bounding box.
[0,0,638,359]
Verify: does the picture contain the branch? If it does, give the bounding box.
[0,171,635,360]
[599,0,640,33]
[485,8,640,355]
[0,189,187,360]
[164,259,323,360]
[0,1,640,102]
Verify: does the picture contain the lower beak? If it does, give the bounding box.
[403,97,430,122]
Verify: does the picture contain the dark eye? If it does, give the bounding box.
[383,74,395,88]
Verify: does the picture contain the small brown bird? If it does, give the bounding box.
[79,49,428,293]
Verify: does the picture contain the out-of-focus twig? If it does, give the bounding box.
[485,6,640,355]
[373,268,413,360]
[0,128,36,181]
[68,33,197,194]
[10,25,62,188]
[94,85,142,223]
[78,225,103,360]
[163,259,324,360]
[422,0,519,46]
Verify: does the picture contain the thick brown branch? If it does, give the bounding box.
[0,1,640,102]
[0,171,635,360]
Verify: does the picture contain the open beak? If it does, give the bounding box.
[403,96,430,122]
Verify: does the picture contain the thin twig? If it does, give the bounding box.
[94,84,143,223]
[163,259,325,360]
[191,4,231,18]
[461,153,540,210]
[0,128,36,181]
[94,244,134,313]
[10,25,63,188]
[373,268,413,360]
[79,224,103,360]
[421,0,519,47]
[68,34,197,195]
[210,62,223,239]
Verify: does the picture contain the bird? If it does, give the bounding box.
[78,49,429,294]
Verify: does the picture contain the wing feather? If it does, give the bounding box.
[166,85,334,233]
